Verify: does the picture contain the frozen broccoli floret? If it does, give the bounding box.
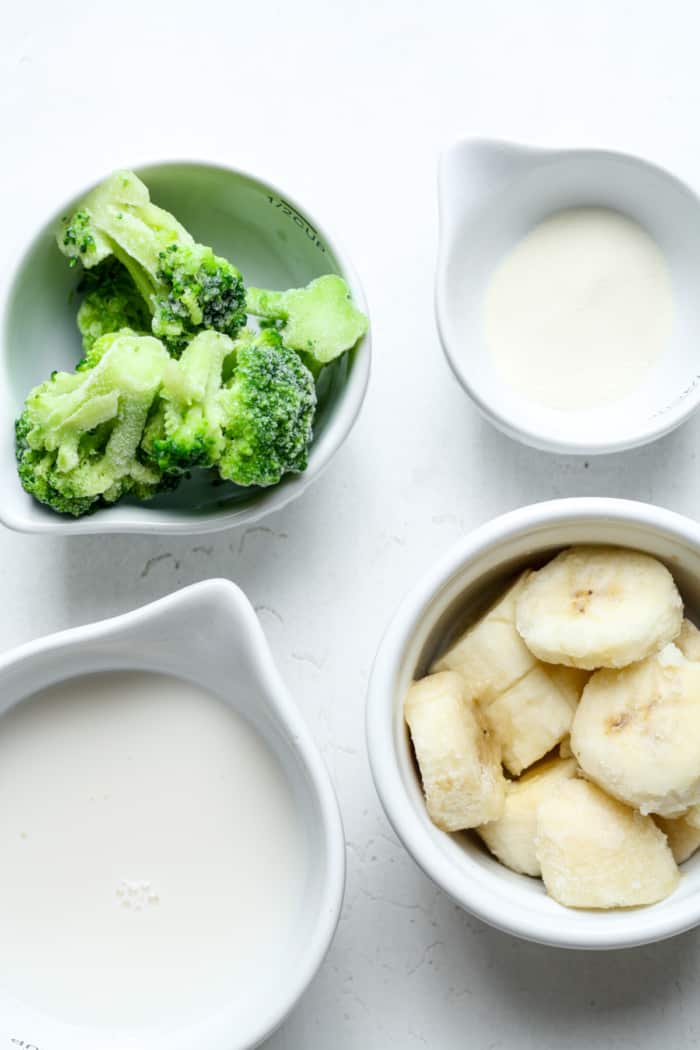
[57,171,246,355]
[59,209,112,268]
[150,243,246,352]
[245,275,367,368]
[58,171,190,274]
[76,259,150,358]
[15,413,97,517]
[141,328,314,487]
[217,329,316,487]
[16,332,171,516]
[141,330,232,475]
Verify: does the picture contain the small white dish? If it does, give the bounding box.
[436,139,700,454]
[0,579,345,1049]
[367,498,700,949]
[0,160,370,535]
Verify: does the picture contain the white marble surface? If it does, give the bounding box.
[4,1,700,1046]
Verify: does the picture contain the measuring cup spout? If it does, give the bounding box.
[438,138,543,244]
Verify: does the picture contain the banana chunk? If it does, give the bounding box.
[546,665,591,709]
[484,665,574,775]
[654,814,700,864]
[535,779,679,909]
[571,645,700,817]
[431,573,589,775]
[478,757,577,876]
[431,573,536,703]
[676,618,700,661]
[404,671,506,832]
[515,546,683,670]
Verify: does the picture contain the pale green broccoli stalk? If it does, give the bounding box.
[245,275,367,368]
[58,171,246,355]
[16,332,172,516]
[141,330,233,475]
[76,259,150,357]
[217,329,316,487]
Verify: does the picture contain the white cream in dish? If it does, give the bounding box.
[483,207,674,411]
[0,671,307,1029]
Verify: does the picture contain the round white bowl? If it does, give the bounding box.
[436,139,700,455]
[0,579,345,1048]
[367,498,700,949]
[0,160,370,535]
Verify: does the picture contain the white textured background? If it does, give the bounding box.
[4,1,700,1046]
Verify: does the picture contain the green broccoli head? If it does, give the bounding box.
[151,244,246,353]
[141,330,232,475]
[15,414,97,516]
[76,259,150,358]
[245,275,367,368]
[57,171,246,354]
[217,329,316,487]
[16,332,171,516]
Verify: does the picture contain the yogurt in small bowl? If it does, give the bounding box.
[435,139,700,454]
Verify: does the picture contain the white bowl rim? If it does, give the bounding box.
[0,157,371,536]
[366,497,700,949]
[0,577,346,1047]
[435,138,700,456]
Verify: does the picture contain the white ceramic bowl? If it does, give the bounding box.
[0,579,345,1049]
[367,498,700,949]
[0,160,370,535]
[436,139,700,455]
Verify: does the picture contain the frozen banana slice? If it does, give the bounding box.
[546,665,591,709]
[431,573,536,703]
[484,665,574,775]
[515,546,683,670]
[571,645,700,817]
[535,779,679,909]
[404,671,505,832]
[654,814,700,864]
[478,757,577,876]
[676,618,700,661]
[553,670,591,760]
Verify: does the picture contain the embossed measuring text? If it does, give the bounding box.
[265,195,327,254]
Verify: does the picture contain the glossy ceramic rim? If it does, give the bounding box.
[366,498,700,949]
[435,139,700,455]
[0,580,345,1047]
[0,159,371,535]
